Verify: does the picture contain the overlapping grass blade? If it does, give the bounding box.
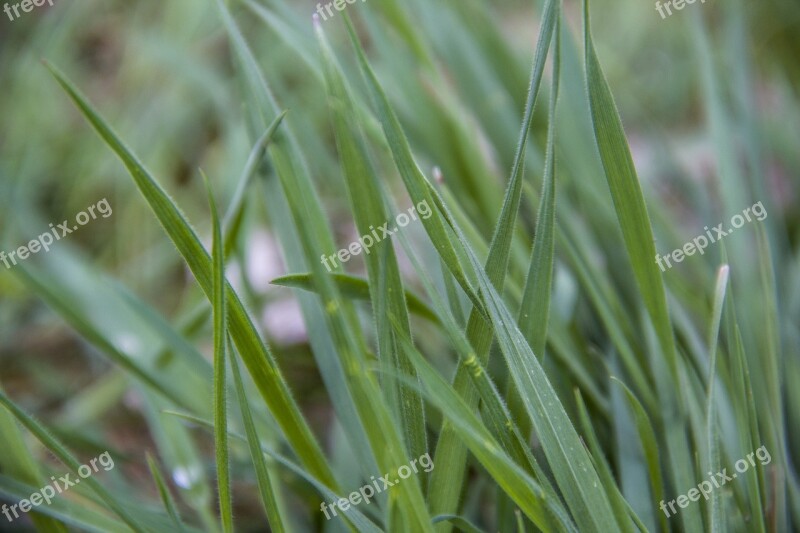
[44,61,337,490]
[215,0,378,483]
[392,331,566,531]
[418,0,560,519]
[164,410,383,532]
[344,15,483,314]
[0,395,68,532]
[441,214,624,531]
[316,18,427,463]
[0,392,147,532]
[271,273,440,324]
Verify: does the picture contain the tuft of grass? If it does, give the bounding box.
[0,0,797,531]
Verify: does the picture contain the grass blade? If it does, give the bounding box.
[229,339,287,533]
[146,452,187,532]
[206,175,233,533]
[43,61,337,491]
[0,392,147,533]
[423,0,561,519]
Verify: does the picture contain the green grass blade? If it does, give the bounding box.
[431,515,486,533]
[344,15,483,314]
[44,61,337,491]
[0,394,68,533]
[582,0,677,377]
[271,272,440,325]
[316,18,427,463]
[164,410,382,532]
[393,332,564,531]
[425,0,560,519]
[229,340,287,533]
[706,265,730,532]
[574,390,640,533]
[206,175,233,533]
[444,215,622,531]
[612,378,668,532]
[582,3,703,530]
[0,392,147,533]
[518,14,560,356]
[146,452,187,532]
[222,110,287,258]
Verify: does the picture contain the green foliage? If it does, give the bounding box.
[0,0,797,531]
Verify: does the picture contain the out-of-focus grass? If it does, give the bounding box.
[0,0,798,531]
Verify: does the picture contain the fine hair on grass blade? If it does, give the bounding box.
[205,173,233,533]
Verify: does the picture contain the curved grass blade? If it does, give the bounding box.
[146,452,187,532]
[582,3,702,530]
[440,212,623,531]
[431,515,486,533]
[43,61,337,491]
[612,378,668,533]
[316,18,427,464]
[421,0,561,519]
[0,392,147,533]
[164,411,382,533]
[0,396,68,533]
[271,273,440,325]
[582,0,677,377]
[223,110,287,258]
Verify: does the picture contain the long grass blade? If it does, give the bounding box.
[43,61,338,491]
[206,175,233,533]
[0,392,147,533]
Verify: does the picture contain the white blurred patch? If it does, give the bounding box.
[114,334,141,355]
[262,298,307,345]
[172,465,203,490]
[245,230,284,292]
